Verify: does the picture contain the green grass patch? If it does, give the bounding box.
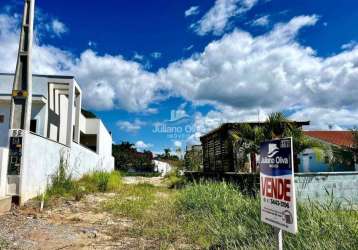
[102,183,158,219]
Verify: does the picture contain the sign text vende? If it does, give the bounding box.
[260,138,298,234]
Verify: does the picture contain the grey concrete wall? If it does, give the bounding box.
[0,148,8,197]
[295,172,358,206]
[20,131,114,203]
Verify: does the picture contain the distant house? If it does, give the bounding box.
[200,122,309,173]
[299,131,357,172]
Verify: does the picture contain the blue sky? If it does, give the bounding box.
[1,0,358,153]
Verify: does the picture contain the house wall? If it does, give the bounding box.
[59,95,69,144]
[154,160,172,176]
[299,148,329,172]
[0,101,46,147]
[31,102,47,136]
[19,131,114,203]
[0,102,10,147]
[0,148,8,197]
[295,172,358,206]
[97,120,112,157]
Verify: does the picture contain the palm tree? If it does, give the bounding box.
[230,112,319,172]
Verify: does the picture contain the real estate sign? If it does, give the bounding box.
[260,137,298,234]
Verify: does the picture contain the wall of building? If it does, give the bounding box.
[154,160,172,176]
[0,102,10,147]
[0,148,8,197]
[295,172,358,206]
[299,148,329,172]
[20,131,114,203]
[59,95,69,144]
[97,120,112,157]
[31,102,47,136]
[0,101,47,147]
[0,74,50,97]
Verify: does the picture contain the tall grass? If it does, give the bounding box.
[175,182,358,249]
[78,171,122,193]
[44,168,122,203]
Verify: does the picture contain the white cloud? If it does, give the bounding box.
[192,0,258,36]
[185,6,200,17]
[161,15,323,111]
[151,52,162,59]
[289,108,358,131]
[72,50,160,111]
[184,44,194,51]
[135,140,153,150]
[174,140,182,148]
[251,15,270,27]
[133,52,144,61]
[2,10,358,133]
[88,40,97,48]
[341,40,358,50]
[50,19,68,37]
[143,107,158,115]
[116,119,146,133]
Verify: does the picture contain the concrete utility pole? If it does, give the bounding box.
[9,0,35,131]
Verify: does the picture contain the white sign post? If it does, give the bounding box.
[260,138,298,249]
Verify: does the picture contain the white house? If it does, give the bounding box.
[0,73,114,207]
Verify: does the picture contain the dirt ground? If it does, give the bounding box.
[0,177,165,250]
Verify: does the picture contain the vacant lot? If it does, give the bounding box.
[0,173,357,250]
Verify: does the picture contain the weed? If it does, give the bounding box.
[103,183,158,219]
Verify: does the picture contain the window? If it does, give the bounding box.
[30,119,37,133]
[0,114,4,123]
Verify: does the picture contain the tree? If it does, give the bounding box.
[229,112,320,172]
[164,148,171,158]
[112,142,154,171]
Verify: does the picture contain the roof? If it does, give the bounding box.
[304,131,354,148]
[201,121,310,140]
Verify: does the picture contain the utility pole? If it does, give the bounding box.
[9,0,35,131]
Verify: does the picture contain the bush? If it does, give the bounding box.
[175,182,358,249]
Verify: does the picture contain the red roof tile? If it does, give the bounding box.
[304,131,354,148]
